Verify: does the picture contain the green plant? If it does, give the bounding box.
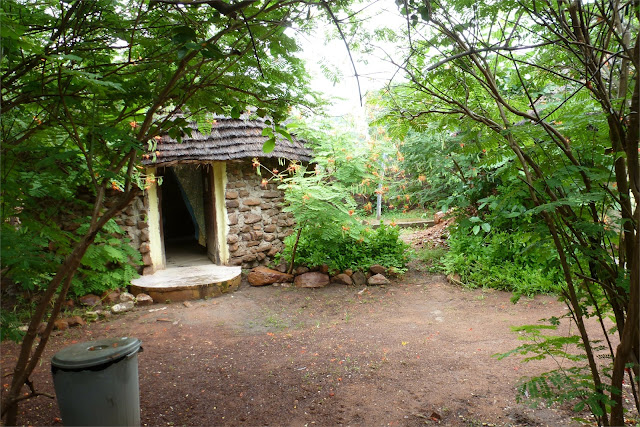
[71,219,141,298]
[415,247,447,273]
[495,321,616,421]
[442,227,563,299]
[279,223,410,273]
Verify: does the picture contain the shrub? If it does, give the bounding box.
[279,224,410,273]
[442,226,564,299]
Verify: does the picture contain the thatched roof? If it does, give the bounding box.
[142,117,312,166]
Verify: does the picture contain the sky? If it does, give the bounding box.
[293,2,408,120]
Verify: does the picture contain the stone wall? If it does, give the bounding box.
[225,160,295,268]
[111,192,152,274]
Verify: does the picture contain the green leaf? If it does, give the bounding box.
[276,126,293,143]
[472,225,480,235]
[171,26,197,44]
[263,137,276,153]
[481,223,491,233]
[201,45,224,59]
[177,47,189,60]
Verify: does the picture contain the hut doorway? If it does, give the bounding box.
[160,165,219,267]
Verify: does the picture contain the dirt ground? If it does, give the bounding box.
[2,229,602,426]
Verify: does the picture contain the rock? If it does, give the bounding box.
[101,289,121,304]
[226,190,239,199]
[63,299,75,311]
[119,292,135,302]
[244,213,262,224]
[95,309,112,319]
[262,190,281,198]
[85,311,99,321]
[54,319,69,331]
[272,282,292,288]
[368,274,390,286]
[319,264,329,274]
[79,294,102,307]
[248,266,294,286]
[331,273,353,285]
[66,316,85,327]
[243,198,261,206]
[257,241,272,252]
[36,322,47,336]
[369,264,386,275]
[142,252,152,265]
[434,211,446,224]
[275,262,288,273]
[182,301,192,308]
[293,266,310,275]
[139,242,150,253]
[111,301,135,314]
[294,272,330,288]
[344,269,354,277]
[135,293,154,306]
[351,271,367,287]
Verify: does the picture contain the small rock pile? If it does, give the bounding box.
[247,264,394,288]
[31,288,154,334]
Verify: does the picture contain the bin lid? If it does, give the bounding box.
[51,337,141,370]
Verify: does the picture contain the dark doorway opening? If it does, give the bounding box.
[161,168,208,266]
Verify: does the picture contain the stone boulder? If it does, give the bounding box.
[54,319,69,331]
[79,294,102,307]
[111,301,135,314]
[331,273,353,286]
[368,274,390,286]
[101,289,121,304]
[294,272,330,288]
[369,264,386,275]
[119,291,136,302]
[135,293,154,306]
[293,266,310,276]
[351,271,367,287]
[66,316,85,327]
[248,266,294,286]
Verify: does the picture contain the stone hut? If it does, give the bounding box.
[119,117,312,275]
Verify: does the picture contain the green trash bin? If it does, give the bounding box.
[51,337,143,426]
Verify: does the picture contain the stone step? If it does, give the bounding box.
[130,265,241,303]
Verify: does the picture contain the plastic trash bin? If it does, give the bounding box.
[51,337,143,426]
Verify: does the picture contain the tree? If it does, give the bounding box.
[0,0,337,423]
[370,0,638,424]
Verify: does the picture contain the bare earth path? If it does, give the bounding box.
[2,262,593,426]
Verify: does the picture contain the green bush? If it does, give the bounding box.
[1,217,141,298]
[442,226,564,299]
[280,224,410,273]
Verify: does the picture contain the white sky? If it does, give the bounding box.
[294,2,408,119]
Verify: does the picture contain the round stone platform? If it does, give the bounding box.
[130,265,242,303]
